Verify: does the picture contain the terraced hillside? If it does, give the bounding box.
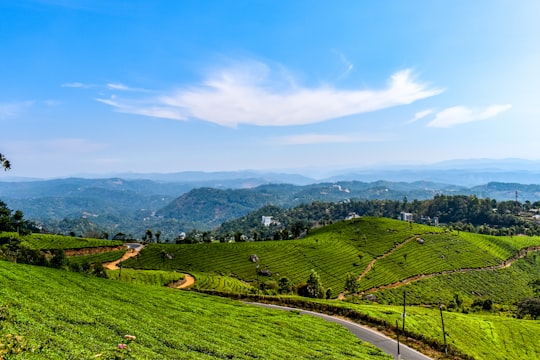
[123,217,540,298]
[122,218,441,294]
[0,232,123,250]
[367,251,540,306]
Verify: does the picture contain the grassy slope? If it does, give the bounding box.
[368,252,540,305]
[122,218,435,294]
[105,268,184,286]
[317,301,540,360]
[0,260,391,359]
[68,249,126,265]
[122,217,540,297]
[0,232,123,250]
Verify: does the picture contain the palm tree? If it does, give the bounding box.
[0,153,10,171]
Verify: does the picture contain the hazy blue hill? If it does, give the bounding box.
[3,167,540,237]
[155,187,282,229]
[470,182,540,201]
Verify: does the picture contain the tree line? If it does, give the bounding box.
[189,194,540,243]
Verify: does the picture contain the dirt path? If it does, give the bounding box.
[338,235,418,298]
[357,236,417,282]
[170,274,195,289]
[103,244,144,270]
[363,245,540,294]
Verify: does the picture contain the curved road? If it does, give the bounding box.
[248,303,432,360]
[103,243,144,270]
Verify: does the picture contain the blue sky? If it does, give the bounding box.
[1,0,539,178]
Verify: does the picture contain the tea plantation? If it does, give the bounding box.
[0,261,391,359]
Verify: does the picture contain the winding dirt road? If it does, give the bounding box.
[103,243,144,270]
[173,274,195,289]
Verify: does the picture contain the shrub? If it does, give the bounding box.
[278,277,292,294]
[516,298,540,319]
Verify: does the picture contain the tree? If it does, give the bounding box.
[0,153,10,171]
[517,298,540,319]
[306,269,325,299]
[530,279,540,297]
[344,272,359,294]
[145,229,153,242]
[278,276,292,294]
[49,249,67,269]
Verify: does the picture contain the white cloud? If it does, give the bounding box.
[96,61,443,127]
[408,109,434,124]
[96,97,185,120]
[0,101,34,119]
[427,104,512,128]
[106,83,149,92]
[61,82,94,88]
[276,133,386,145]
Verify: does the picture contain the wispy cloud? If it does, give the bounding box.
[106,83,148,92]
[96,96,184,120]
[0,101,34,119]
[275,133,386,145]
[408,109,434,124]
[333,50,354,79]
[427,104,512,128]
[95,61,443,127]
[61,82,95,88]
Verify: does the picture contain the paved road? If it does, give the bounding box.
[248,303,432,360]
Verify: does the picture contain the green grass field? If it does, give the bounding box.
[0,260,391,359]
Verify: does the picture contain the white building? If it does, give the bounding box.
[261,216,273,226]
[399,212,413,222]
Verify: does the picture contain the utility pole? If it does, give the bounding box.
[402,290,406,332]
[256,263,260,297]
[396,319,401,360]
[439,304,448,355]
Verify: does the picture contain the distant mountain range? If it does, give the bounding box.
[2,158,540,238]
[4,158,540,186]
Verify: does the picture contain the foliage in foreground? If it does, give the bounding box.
[227,295,539,360]
[331,301,540,360]
[0,260,391,359]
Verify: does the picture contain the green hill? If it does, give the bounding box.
[0,260,391,359]
[367,251,540,306]
[122,218,440,294]
[122,217,540,302]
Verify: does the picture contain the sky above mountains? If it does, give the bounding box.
[1,1,539,178]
